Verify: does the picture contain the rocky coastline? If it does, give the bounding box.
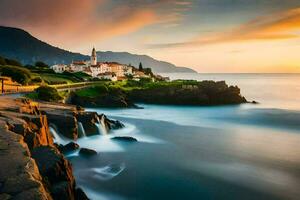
[0,97,123,200]
[67,80,248,108]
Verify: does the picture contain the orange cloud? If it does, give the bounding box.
[149,7,300,48]
[0,0,192,50]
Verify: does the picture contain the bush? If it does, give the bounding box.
[0,56,6,65]
[5,59,22,67]
[0,65,31,84]
[30,77,43,84]
[143,68,153,76]
[35,86,63,102]
[35,61,49,68]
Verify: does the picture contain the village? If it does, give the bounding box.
[51,48,169,82]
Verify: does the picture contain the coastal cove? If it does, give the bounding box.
[2,1,300,199]
[65,73,300,200]
[0,73,300,200]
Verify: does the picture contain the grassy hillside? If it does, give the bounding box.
[0,56,92,85]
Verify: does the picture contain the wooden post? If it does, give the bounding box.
[1,79,4,94]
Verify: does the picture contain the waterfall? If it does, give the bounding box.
[95,115,108,135]
[78,122,86,137]
[49,126,68,145]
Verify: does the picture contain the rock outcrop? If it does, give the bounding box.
[56,142,79,154]
[75,112,99,136]
[69,86,136,108]
[0,97,89,200]
[6,114,54,150]
[129,80,248,105]
[0,123,52,200]
[0,97,126,199]
[31,146,76,200]
[79,148,97,157]
[111,136,138,142]
[47,113,78,140]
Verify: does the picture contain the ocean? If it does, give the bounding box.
[58,73,300,200]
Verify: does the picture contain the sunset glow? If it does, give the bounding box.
[1,0,300,72]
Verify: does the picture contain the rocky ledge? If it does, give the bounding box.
[0,97,100,200]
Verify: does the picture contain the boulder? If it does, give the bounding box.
[76,112,99,136]
[76,188,89,200]
[79,148,97,157]
[31,146,76,200]
[101,114,124,130]
[47,113,78,140]
[58,142,80,154]
[111,136,138,142]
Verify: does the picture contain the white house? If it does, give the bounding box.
[51,64,67,73]
[90,66,102,77]
[97,72,117,81]
[124,66,133,75]
[70,61,89,72]
[52,47,135,80]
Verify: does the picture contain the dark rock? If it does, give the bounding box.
[76,188,89,200]
[129,80,247,105]
[76,112,99,136]
[111,136,138,142]
[76,105,84,112]
[104,115,125,130]
[58,142,80,154]
[79,148,97,157]
[0,193,11,200]
[47,113,78,140]
[31,146,76,200]
[252,101,259,104]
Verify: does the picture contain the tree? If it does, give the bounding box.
[139,62,143,71]
[35,86,62,102]
[0,56,6,65]
[143,68,153,76]
[5,58,22,67]
[0,65,31,84]
[35,61,49,68]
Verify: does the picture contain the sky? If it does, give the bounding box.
[1,0,300,73]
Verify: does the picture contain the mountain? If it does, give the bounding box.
[0,26,88,65]
[97,51,196,73]
[0,26,196,73]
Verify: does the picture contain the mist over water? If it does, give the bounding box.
[68,73,300,200]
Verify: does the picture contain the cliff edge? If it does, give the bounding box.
[0,97,88,200]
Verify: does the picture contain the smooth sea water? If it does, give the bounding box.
[63,73,300,200]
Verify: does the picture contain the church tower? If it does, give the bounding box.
[91,47,97,65]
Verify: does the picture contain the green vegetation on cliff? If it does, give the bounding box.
[70,84,135,108]
[129,80,247,105]
[0,56,92,85]
[69,80,247,107]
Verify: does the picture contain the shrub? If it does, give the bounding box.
[0,65,31,84]
[35,86,63,102]
[30,77,43,84]
[5,59,22,67]
[0,56,6,65]
[35,61,49,68]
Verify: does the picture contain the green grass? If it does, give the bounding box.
[25,92,38,100]
[39,73,76,84]
[75,87,102,97]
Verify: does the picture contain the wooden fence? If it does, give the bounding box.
[0,81,97,94]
